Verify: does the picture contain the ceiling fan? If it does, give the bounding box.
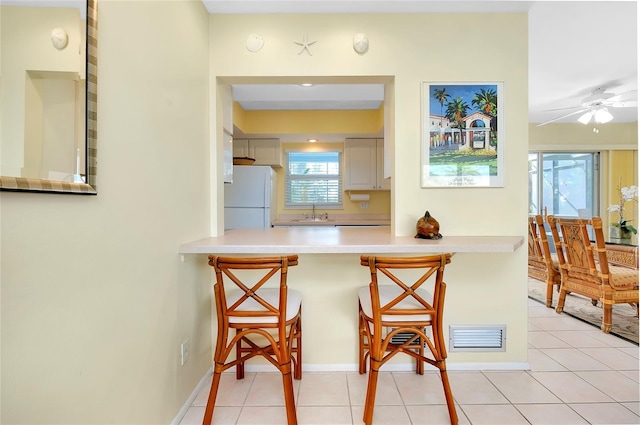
[537,87,638,132]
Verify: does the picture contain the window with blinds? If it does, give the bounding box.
[285,150,343,208]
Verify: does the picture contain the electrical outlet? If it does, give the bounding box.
[360,202,369,209]
[180,339,190,365]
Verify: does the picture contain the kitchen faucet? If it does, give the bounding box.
[312,203,315,219]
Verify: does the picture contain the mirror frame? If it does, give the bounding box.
[0,0,98,195]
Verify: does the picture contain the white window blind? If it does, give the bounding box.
[285,150,342,207]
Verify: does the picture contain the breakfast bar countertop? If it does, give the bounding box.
[178,227,524,254]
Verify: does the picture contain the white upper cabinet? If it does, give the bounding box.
[344,138,390,190]
[250,139,282,166]
[233,138,282,167]
[233,139,250,158]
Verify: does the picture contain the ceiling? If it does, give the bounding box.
[232,84,385,111]
[203,0,638,128]
[528,1,637,125]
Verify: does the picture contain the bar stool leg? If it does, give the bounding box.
[358,307,368,374]
[202,365,223,425]
[281,365,298,425]
[416,332,424,375]
[439,368,458,424]
[294,313,303,380]
[236,328,245,379]
[363,362,379,425]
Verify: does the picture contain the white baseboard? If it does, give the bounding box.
[170,367,212,425]
[237,362,531,373]
[448,362,531,371]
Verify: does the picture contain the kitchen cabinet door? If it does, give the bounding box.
[250,138,282,167]
[233,139,250,158]
[345,138,389,190]
[232,138,281,167]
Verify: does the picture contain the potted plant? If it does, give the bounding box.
[607,180,638,240]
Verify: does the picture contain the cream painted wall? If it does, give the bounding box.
[210,13,529,367]
[1,1,211,424]
[529,122,638,151]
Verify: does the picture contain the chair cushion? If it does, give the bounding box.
[608,266,639,290]
[225,288,302,324]
[359,285,434,323]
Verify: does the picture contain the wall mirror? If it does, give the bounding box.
[0,0,97,194]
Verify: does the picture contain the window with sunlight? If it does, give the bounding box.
[285,150,342,208]
[528,152,599,218]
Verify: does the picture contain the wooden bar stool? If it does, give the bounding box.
[202,255,302,425]
[358,254,458,425]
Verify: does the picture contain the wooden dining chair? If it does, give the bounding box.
[528,215,561,307]
[358,254,458,425]
[547,216,639,332]
[202,255,302,425]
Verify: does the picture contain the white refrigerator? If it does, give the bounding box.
[224,166,276,230]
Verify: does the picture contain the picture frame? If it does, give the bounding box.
[421,82,504,188]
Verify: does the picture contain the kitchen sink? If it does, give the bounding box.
[292,217,333,222]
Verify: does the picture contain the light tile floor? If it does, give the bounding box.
[180,299,640,424]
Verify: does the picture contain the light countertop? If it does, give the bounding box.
[179,227,524,254]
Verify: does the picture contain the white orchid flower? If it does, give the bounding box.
[621,186,638,201]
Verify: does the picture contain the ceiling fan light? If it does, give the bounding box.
[577,111,593,125]
[594,108,613,124]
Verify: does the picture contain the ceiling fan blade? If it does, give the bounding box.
[607,89,637,103]
[536,108,589,127]
[609,100,638,108]
[541,105,583,112]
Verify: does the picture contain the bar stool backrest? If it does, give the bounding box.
[209,255,299,327]
[360,254,451,325]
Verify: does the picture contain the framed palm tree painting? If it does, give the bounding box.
[421,82,504,187]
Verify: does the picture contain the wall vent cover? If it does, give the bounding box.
[388,328,431,346]
[449,325,506,352]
